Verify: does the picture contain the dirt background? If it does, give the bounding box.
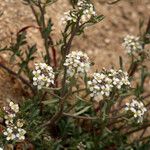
[0,0,150,103]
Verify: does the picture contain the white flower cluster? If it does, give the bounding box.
[109,69,130,89]
[32,63,55,89]
[125,99,147,123]
[87,69,130,102]
[88,72,112,102]
[0,148,3,150]
[77,0,96,23]
[61,0,96,25]
[122,35,143,54]
[77,142,86,150]
[3,101,26,141]
[61,10,78,25]
[64,51,91,77]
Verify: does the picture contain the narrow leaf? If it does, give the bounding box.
[73,106,91,116]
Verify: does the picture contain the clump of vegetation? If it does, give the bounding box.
[0,0,150,149]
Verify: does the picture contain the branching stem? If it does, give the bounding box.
[0,63,35,93]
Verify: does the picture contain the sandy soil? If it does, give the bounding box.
[0,0,150,103]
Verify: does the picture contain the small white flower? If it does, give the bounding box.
[125,99,147,123]
[122,35,143,55]
[64,51,90,78]
[32,63,55,89]
[61,10,78,24]
[16,128,26,140]
[3,127,16,141]
[0,147,3,150]
[4,113,15,120]
[77,142,86,150]
[9,101,19,113]
[16,119,24,128]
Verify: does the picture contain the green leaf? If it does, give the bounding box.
[119,56,123,70]
[75,95,90,104]
[42,99,59,105]
[101,101,108,121]
[139,19,144,31]
[73,106,91,116]
[33,128,45,140]
[105,127,112,134]
[43,19,52,38]
[0,108,4,117]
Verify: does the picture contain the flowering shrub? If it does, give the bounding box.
[0,0,150,149]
